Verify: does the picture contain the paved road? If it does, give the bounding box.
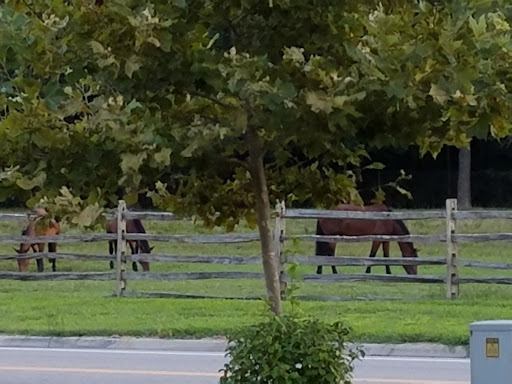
[0,347,470,384]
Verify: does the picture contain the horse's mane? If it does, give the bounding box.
[384,205,410,235]
[132,219,146,234]
[395,219,410,235]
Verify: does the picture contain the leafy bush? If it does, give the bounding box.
[219,267,364,383]
[219,312,363,383]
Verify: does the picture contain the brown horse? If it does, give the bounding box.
[14,208,60,272]
[315,203,418,275]
[106,218,153,272]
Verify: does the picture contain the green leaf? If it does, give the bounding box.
[16,172,46,190]
[305,91,333,113]
[364,162,385,170]
[429,84,449,104]
[469,15,487,39]
[278,81,296,99]
[146,36,160,47]
[124,56,142,78]
[153,148,172,166]
[173,0,187,8]
[120,153,146,172]
[89,41,106,54]
[72,204,104,227]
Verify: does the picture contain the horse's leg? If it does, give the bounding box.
[315,242,336,274]
[48,242,57,272]
[129,241,138,272]
[330,243,338,274]
[36,243,44,272]
[365,241,381,274]
[316,221,338,274]
[108,240,115,269]
[383,242,391,274]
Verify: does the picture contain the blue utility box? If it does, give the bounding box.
[470,320,512,384]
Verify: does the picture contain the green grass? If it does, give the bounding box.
[1,209,512,346]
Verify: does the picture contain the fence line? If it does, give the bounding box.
[284,209,445,220]
[122,271,265,281]
[2,199,512,301]
[0,233,115,244]
[294,273,446,284]
[286,234,445,244]
[0,252,113,261]
[124,233,260,243]
[0,271,115,281]
[286,255,446,267]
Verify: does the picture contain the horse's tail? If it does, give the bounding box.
[315,221,333,256]
[133,219,152,254]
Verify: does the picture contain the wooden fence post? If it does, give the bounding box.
[273,201,287,299]
[445,198,459,299]
[116,200,127,297]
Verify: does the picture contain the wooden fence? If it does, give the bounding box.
[1,198,512,300]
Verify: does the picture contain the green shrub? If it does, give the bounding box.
[219,266,364,384]
[219,311,363,383]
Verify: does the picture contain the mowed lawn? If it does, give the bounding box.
[1,208,512,346]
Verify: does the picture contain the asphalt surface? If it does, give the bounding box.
[0,346,470,384]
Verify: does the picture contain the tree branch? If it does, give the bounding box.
[188,91,229,108]
[21,0,46,24]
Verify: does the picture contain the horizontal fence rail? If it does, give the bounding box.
[0,213,29,221]
[286,255,446,267]
[453,210,512,220]
[455,276,512,284]
[457,259,512,270]
[124,211,179,221]
[453,233,512,242]
[123,271,265,281]
[129,253,262,264]
[0,271,115,281]
[0,252,113,261]
[0,233,116,244]
[290,273,446,284]
[125,233,260,243]
[284,209,446,220]
[287,234,445,244]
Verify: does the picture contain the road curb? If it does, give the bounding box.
[361,342,468,358]
[0,335,469,358]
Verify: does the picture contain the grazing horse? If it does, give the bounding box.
[315,203,418,275]
[106,218,152,272]
[14,208,60,272]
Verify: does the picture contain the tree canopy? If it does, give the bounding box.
[1,0,512,312]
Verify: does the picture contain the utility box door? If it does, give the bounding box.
[470,320,512,384]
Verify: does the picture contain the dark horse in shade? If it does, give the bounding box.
[106,218,153,272]
[315,203,418,275]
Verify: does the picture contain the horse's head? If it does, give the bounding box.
[139,240,153,254]
[403,246,419,275]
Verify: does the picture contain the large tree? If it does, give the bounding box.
[1,0,512,313]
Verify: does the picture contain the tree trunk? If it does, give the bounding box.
[246,125,282,315]
[457,145,472,210]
